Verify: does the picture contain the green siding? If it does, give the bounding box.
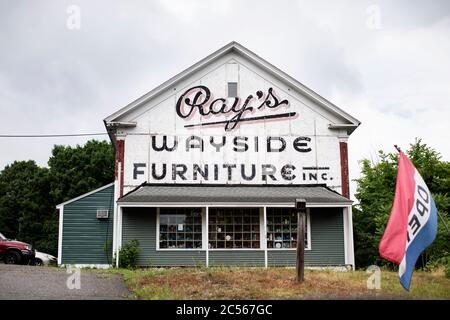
[267,250,296,266]
[209,250,265,266]
[121,208,206,266]
[61,184,114,265]
[121,207,344,267]
[268,208,345,266]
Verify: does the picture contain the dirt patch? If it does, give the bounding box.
[113,267,450,300]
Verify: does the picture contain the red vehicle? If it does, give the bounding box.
[0,232,35,264]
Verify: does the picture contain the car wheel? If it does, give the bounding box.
[5,251,22,264]
[33,259,43,266]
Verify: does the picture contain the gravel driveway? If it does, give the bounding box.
[0,264,131,300]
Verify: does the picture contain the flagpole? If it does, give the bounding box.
[393,145,450,237]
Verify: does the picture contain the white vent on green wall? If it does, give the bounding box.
[96,209,109,219]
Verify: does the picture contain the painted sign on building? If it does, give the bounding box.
[131,133,338,185]
[123,84,342,188]
[114,44,359,195]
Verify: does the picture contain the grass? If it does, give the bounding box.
[98,267,450,300]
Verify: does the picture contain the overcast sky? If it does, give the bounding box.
[1,0,449,197]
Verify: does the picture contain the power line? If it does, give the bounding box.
[0,133,108,138]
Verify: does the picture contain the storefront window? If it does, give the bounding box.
[266,208,308,249]
[159,208,203,249]
[208,208,260,249]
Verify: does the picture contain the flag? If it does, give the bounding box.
[379,151,438,290]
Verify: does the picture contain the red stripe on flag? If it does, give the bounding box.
[379,151,416,265]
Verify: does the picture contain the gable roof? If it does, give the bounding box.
[104,41,360,136]
[56,182,114,209]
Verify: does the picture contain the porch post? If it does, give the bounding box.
[343,205,355,270]
[263,206,268,268]
[115,206,123,268]
[295,199,306,282]
[347,206,355,269]
[112,156,122,268]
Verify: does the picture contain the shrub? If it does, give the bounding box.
[425,253,450,277]
[118,240,140,269]
[444,257,450,278]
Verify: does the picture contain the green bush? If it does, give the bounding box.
[425,253,450,277]
[444,256,450,278]
[353,140,450,269]
[118,240,140,269]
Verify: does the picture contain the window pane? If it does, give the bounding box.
[160,215,169,225]
[177,242,185,249]
[266,208,307,249]
[159,208,203,250]
[217,241,225,248]
[208,208,260,249]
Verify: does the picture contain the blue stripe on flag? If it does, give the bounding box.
[400,198,438,290]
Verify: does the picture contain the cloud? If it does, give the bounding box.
[0,0,448,203]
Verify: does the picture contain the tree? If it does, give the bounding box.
[353,139,450,269]
[0,140,115,255]
[0,161,54,253]
[48,140,115,204]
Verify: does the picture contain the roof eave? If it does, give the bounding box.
[55,182,115,209]
[117,183,352,205]
[328,123,361,135]
[103,120,137,146]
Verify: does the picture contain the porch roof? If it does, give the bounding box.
[118,184,352,205]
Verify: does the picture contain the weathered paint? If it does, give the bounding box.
[114,46,359,195]
[61,185,114,265]
[339,141,349,198]
[115,139,125,197]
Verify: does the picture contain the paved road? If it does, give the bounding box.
[0,264,131,300]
